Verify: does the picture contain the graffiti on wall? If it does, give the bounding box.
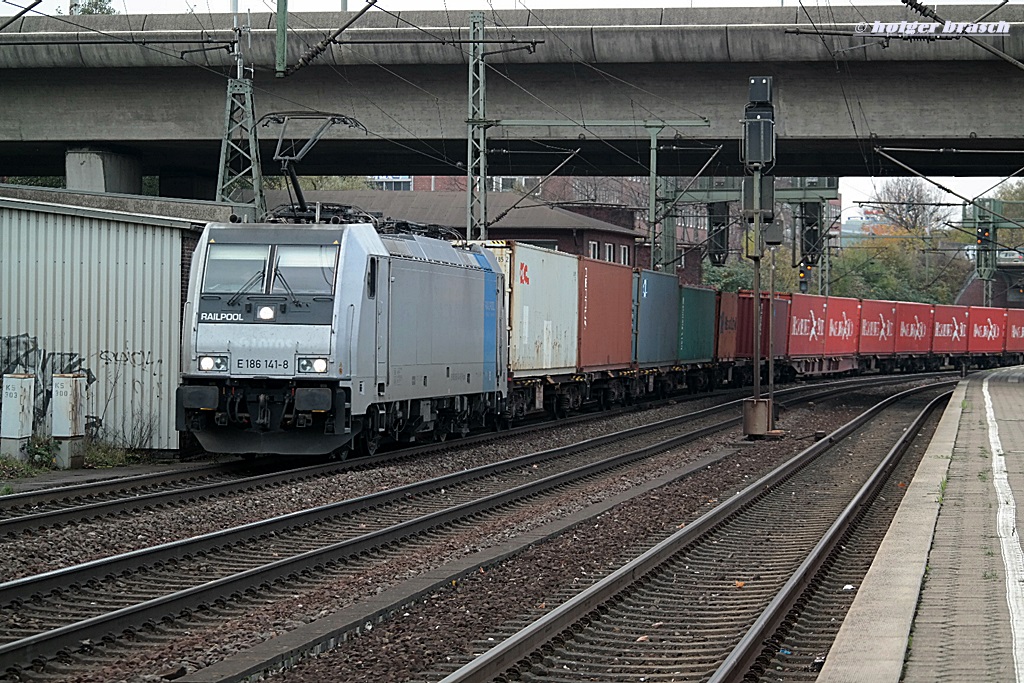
[0,333,97,426]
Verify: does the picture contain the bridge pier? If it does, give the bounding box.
[65,148,141,194]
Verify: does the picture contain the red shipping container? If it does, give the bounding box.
[716,292,739,362]
[932,305,969,354]
[772,296,791,359]
[736,292,790,359]
[859,299,897,356]
[968,306,1007,354]
[895,302,933,355]
[788,293,827,357]
[577,258,633,371]
[824,296,860,357]
[1007,309,1024,353]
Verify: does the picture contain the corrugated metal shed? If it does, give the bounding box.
[0,197,203,450]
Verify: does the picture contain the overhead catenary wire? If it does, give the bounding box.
[279,5,464,172]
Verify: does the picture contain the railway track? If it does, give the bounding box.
[0,374,950,540]
[0,389,740,536]
[0,376,939,678]
[428,383,951,683]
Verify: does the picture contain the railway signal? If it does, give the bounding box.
[708,202,730,266]
[798,261,812,293]
[976,225,991,246]
[800,201,822,266]
[740,76,776,437]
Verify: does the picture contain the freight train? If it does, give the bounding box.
[176,215,1024,457]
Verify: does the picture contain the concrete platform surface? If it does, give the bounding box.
[820,367,1024,682]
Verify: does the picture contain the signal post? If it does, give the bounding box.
[740,77,778,437]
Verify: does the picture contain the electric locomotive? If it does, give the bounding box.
[176,213,508,456]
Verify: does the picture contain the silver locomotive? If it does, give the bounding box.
[176,216,507,456]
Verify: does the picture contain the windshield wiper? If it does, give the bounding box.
[227,270,264,306]
[273,267,301,306]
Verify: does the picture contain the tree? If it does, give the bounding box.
[989,179,1024,251]
[73,0,117,14]
[868,177,952,237]
[1,176,64,188]
[264,175,371,191]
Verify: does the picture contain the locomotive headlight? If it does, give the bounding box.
[199,356,228,372]
[257,305,276,321]
[298,357,329,373]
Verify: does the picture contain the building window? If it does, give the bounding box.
[620,245,630,265]
[588,241,599,259]
[369,176,412,191]
[604,243,614,262]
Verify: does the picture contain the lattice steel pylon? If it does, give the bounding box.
[466,11,487,240]
[216,78,267,219]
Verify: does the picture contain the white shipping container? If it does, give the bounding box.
[481,241,579,377]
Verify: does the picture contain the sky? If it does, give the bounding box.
[2,0,1017,211]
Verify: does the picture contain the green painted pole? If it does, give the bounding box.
[275,0,288,77]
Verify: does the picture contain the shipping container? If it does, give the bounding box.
[633,270,680,367]
[895,302,933,355]
[788,293,828,358]
[824,296,861,357]
[716,291,739,362]
[736,292,790,360]
[858,299,897,356]
[577,258,633,371]
[678,286,717,363]
[968,305,1007,354]
[932,305,969,354]
[487,241,580,376]
[1007,308,1024,353]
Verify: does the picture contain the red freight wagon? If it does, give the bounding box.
[788,293,827,358]
[1007,308,1024,354]
[895,302,933,355]
[736,292,790,360]
[858,299,897,356]
[577,258,633,371]
[824,296,861,359]
[932,305,969,355]
[716,292,739,362]
[968,306,1007,354]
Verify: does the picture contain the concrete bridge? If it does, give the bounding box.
[1,4,1023,196]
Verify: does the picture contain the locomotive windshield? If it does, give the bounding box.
[272,245,338,295]
[203,244,268,294]
[202,244,338,296]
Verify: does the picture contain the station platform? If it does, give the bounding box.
[818,367,1024,682]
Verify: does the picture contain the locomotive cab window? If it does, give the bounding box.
[272,245,339,295]
[367,257,378,299]
[203,244,268,294]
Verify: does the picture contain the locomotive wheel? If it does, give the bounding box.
[357,432,381,458]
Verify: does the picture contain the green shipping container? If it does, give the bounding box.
[678,285,717,363]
